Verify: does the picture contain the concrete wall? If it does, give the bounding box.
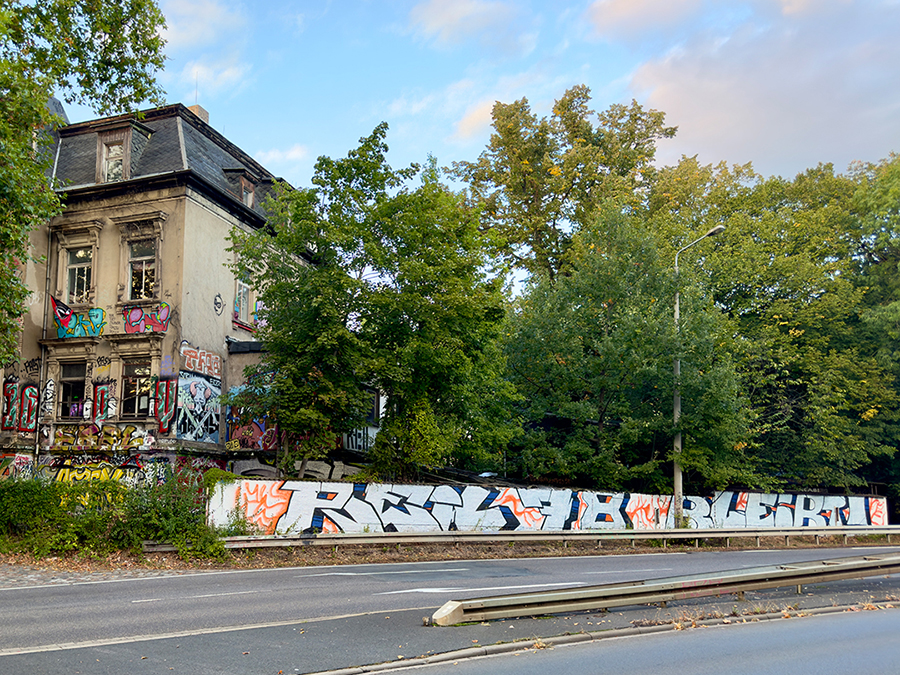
[208,479,889,534]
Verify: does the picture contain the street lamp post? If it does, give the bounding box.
[672,224,725,528]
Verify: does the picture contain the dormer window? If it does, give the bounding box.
[104,141,124,181]
[97,128,130,183]
[241,177,255,208]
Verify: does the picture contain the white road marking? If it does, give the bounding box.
[376,581,586,595]
[304,568,469,577]
[582,568,672,575]
[132,589,261,603]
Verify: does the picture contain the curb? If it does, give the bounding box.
[306,603,895,675]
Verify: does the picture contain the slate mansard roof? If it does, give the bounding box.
[52,104,282,224]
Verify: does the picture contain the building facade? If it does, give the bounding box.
[1,103,373,482]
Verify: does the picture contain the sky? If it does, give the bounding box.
[67,0,900,188]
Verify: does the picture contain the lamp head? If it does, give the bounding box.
[706,225,726,237]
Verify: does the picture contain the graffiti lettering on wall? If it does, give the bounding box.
[160,354,177,377]
[176,371,220,443]
[1,453,33,479]
[226,407,278,452]
[155,379,177,433]
[123,303,171,333]
[39,457,147,485]
[54,307,107,339]
[209,482,890,535]
[2,378,39,432]
[180,342,222,378]
[23,358,40,377]
[40,380,55,418]
[90,380,117,421]
[50,423,154,453]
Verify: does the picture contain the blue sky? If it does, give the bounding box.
[68,0,900,187]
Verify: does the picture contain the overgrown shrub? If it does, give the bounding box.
[0,464,225,560]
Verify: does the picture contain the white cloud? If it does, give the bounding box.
[256,144,310,164]
[159,0,246,53]
[453,99,496,141]
[409,0,517,44]
[585,0,702,38]
[629,1,900,176]
[178,56,252,98]
[408,0,536,56]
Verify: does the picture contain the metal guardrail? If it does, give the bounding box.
[142,525,900,553]
[430,552,900,626]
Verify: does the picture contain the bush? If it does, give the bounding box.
[0,464,225,560]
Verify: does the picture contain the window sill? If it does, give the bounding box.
[232,319,256,333]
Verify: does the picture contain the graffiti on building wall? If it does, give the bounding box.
[176,371,221,443]
[2,378,39,432]
[91,380,117,421]
[160,354,177,377]
[209,481,890,535]
[155,378,177,433]
[1,453,33,479]
[40,380,55,418]
[52,299,107,339]
[123,303,171,333]
[23,358,40,377]
[180,342,222,378]
[39,456,147,485]
[225,407,278,452]
[50,423,155,454]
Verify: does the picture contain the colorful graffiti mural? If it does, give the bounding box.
[0,453,33,479]
[52,302,107,339]
[176,370,221,443]
[156,378,177,433]
[226,408,278,452]
[49,423,155,453]
[123,303,171,333]
[180,342,222,378]
[209,482,890,534]
[2,378,40,432]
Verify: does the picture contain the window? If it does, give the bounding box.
[59,362,86,419]
[66,247,92,304]
[103,141,124,182]
[234,280,251,325]
[242,184,254,208]
[129,240,156,300]
[121,361,152,417]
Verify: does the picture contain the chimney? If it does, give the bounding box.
[188,104,209,124]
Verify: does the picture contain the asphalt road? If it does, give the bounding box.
[412,605,900,675]
[1,546,899,674]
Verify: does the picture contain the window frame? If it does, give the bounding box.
[65,246,93,306]
[58,361,87,420]
[120,360,153,418]
[97,128,131,183]
[234,279,254,328]
[113,212,167,306]
[51,220,101,309]
[128,239,157,301]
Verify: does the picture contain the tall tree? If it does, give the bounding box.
[230,128,519,479]
[505,209,750,492]
[454,85,676,282]
[650,158,898,490]
[0,0,166,361]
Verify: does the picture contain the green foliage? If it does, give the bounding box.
[0,476,128,557]
[649,158,898,490]
[230,126,520,481]
[0,465,224,561]
[454,85,676,281]
[0,0,166,362]
[505,210,751,492]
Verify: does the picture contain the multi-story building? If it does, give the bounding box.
[0,102,374,481]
